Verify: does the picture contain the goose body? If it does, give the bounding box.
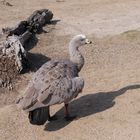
[17,34,92,125]
[19,60,84,112]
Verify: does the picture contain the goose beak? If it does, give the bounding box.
[85,39,92,44]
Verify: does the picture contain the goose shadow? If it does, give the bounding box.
[44,84,140,131]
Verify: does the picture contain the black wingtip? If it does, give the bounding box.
[28,107,49,125]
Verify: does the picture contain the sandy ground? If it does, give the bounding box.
[0,0,140,140]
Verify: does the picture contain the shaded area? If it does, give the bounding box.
[23,34,38,51]
[0,9,53,88]
[49,19,61,25]
[21,52,50,73]
[37,19,61,34]
[45,84,140,131]
[23,19,60,51]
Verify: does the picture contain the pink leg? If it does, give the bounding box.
[64,103,77,121]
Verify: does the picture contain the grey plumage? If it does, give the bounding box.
[18,60,84,111]
[17,34,91,125]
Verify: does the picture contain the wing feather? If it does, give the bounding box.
[18,60,83,111]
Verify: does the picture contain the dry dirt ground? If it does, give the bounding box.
[0,0,140,140]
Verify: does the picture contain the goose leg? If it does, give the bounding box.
[48,106,57,121]
[64,103,77,121]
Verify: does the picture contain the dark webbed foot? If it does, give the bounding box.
[48,115,58,121]
[64,115,77,121]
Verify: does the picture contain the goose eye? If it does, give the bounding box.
[80,38,85,41]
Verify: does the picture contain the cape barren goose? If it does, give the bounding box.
[17,34,92,125]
